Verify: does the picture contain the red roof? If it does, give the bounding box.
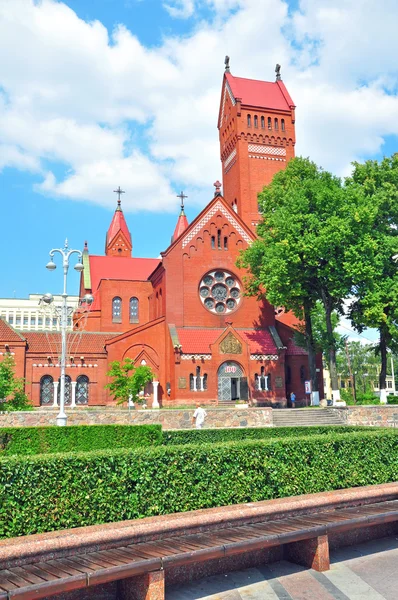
[239,330,277,354]
[106,203,131,247]
[226,73,295,111]
[24,332,116,355]
[285,337,308,356]
[176,328,276,354]
[0,319,25,342]
[88,255,160,292]
[172,212,189,242]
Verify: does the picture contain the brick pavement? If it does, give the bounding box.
[167,536,398,600]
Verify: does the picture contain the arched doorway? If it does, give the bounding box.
[218,361,248,402]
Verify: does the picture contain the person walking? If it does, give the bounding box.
[290,391,296,408]
[192,403,207,429]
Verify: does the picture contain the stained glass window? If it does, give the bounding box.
[112,297,122,322]
[40,375,53,405]
[129,297,139,323]
[199,270,241,315]
[57,375,72,405]
[76,375,89,405]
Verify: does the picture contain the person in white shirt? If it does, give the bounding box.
[192,403,207,429]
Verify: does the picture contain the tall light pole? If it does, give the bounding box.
[43,239,85,426]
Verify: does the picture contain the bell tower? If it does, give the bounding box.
[218,59,296,232]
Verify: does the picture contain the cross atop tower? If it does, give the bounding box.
[177,191,187,212]
[113,186,125,207]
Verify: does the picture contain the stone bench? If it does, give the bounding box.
[0,483,397,599]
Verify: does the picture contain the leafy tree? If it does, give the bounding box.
[106,358,154,406]
[239,157,359,400]
[345,156,398,400]
[0,354,31,411]
[294,301,345,366]
[336,341,380,395]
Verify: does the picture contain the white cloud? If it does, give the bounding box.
[0,0,398,214]
[164,0,195,18]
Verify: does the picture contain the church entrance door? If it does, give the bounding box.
[218,361,248,403]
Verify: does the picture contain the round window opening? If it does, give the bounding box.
[199,270,242,314]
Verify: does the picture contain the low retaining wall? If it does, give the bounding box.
[1,405,398,429]
[0,407,273,429]
[333,405,398,427]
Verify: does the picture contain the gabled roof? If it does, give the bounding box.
[225,72,295,111]
[86,256,160,293]
[106,201,132,249]
[162,194,255,257]
[176,327,277,354]
[0,319,25,342]
[24,332,116,354]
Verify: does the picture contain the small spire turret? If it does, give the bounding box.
[172,191,189,243]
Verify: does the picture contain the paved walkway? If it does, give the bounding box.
[167,536,398,600]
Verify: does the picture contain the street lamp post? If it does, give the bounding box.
[44,239,85,426]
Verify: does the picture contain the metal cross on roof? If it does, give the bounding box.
[113,186,125,204]
[177,191,188,210]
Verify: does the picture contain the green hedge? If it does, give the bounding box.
[162,425,373,445]
[1,430,397,539]
[0,424,162,456]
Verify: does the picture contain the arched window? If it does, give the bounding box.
[190,373,196,391]
[274,118,278,130]
[40,375,53,406]
[112,297,122,323]
[224,236,228,250]
[268,117,272,130]
[211,235,215,249]
[300,366,306,382]
[76,375,89,405]
[254,115,258,128]
[281,118,285,131]
[129,297,139,323]
[217,229,221,249]
[247,114,251,127]
[256,368,269,391]
[57,375,72,406]
[261,116,265,129]
[190,367,206,391]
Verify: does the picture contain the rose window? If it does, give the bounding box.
[199,270,242,314]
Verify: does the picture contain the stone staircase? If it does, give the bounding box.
[272,408,345,427]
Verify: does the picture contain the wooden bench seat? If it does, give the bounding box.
[0,499,397,599]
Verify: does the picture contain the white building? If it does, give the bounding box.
[0,294,79,331]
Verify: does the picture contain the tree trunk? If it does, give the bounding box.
[322,292,340,402]
[379,326,388,403]
[303,302,319,399]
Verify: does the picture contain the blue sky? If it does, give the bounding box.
[1,0,398,344]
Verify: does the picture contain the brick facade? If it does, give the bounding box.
[0,68,321,408]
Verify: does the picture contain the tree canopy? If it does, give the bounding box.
[0,354,31,411]
[345,156,398,398]
[238,157,364,399]
[105,358,154,406]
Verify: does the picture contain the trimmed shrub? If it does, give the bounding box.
[0,430,397,539]
[0,424,162,456]
[162,425,373,445]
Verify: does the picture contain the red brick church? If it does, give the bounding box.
[0,64,322,408]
